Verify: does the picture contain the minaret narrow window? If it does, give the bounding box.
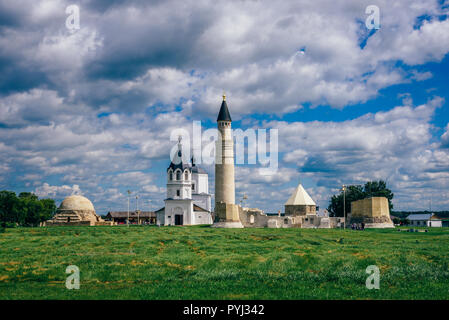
[176,171,181,180]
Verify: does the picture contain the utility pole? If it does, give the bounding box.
[136,195,139,225]
[127,190,131,227]
[241,193,248,208]
[148,199,152,225]
[343,185,346,229]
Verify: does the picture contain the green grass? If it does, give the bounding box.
[0,225,449,299]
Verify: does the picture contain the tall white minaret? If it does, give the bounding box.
[213,94,243,228]
[215,94,235,206]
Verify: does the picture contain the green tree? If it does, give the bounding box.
[363,180,394,210]
[0,191,20,226]
[327,180,394,217]
[0,191,56,227]
[18,192,39,201]
[328,185,364,217]
[39,198,56,222]
[19,196,41,226]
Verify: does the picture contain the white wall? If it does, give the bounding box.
[430,220,442,227]
[411,220,427,226]
[192,173,209,194]
[197,174,209,194]
[192,193,211,212]
[167,169,191,199]
[164,199,193,225]
[193,211,213,225]
[156,211,165,226]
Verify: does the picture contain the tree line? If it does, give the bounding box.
[0,191,56,228]
[327,180,394,217]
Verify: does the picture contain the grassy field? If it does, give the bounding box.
[0,225,449,300]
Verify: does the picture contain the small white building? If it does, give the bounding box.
[156,140,212,226]
[191,164,211,212]
[406,213,443,227]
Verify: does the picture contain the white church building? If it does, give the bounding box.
[156,140,213,226]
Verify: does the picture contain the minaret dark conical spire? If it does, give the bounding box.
[217,94,232,122]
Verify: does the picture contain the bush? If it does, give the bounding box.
[2,222,16,228]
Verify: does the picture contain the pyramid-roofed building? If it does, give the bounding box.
[284,182,317,216]
[285,183,316,206]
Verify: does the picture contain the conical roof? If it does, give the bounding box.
[217,96,232,122]
[285,183,316,206]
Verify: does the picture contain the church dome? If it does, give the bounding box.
[59,195,95,211]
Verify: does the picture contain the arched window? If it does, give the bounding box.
[185,171,189,180]
[176,171,181,180]
[169,172,173,181]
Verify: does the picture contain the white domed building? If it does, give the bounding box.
[44,195,112,226]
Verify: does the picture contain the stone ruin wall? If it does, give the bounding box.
[285,205,316,216]
[239,207,343,229]
[349,197,393,227]
[44,209,113,226]
[351,197,390,218]
[214,202,240,223]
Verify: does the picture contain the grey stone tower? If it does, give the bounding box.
[213,94,243,228]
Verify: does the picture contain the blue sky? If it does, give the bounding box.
[1,0,449,214]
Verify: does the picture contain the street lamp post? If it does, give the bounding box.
[136,195,139,225]
[148,199,152,225]
[241,194,248,208]
[127,190,131,227]
[342,185,346,229]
